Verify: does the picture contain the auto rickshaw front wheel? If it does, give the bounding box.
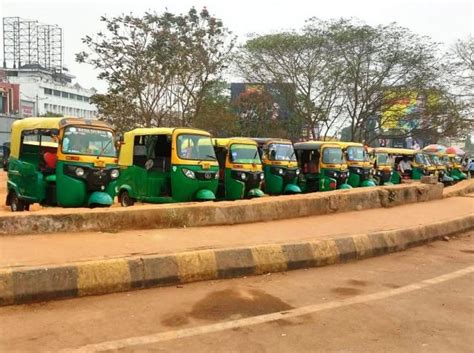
[119,190,135,207]
[9,191,29,212]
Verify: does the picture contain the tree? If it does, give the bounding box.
[193,82,239,137]
[232,85,288,138]
[442,36,474,134]
[77,7,235,131]
[321,19,440,143]
[236,26,347,140]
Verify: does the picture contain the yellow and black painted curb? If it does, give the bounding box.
[1,183,444,236]
[0,214,472,307]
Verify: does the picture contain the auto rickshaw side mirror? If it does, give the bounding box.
[50,129,59,137]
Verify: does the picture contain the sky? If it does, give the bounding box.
[1,0,473,93]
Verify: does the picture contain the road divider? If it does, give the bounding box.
[443,178,474,198]
[1,213,472,306]
[1,183,444,236]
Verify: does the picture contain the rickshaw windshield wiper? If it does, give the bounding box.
[97,140,113,158]
[205,154,216,160]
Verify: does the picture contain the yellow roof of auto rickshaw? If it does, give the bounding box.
[10,117,113,158]
[294,141,341,151]
[370,147,409,155]
[330,141,364,148]
[251,137,292,146]
[212,137,257,148]
[124,127,211,138]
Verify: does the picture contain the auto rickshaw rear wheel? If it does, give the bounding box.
[9,192,26,212]
[119,190,135,207]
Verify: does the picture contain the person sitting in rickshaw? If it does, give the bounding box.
[399,156,413,177]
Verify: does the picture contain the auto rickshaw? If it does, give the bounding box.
[448,154,467,181]
[424,152,454,185]
[332,142,376,187]
[294,141,352,192]
[441,153,466,182]
[252,138,301,195]
[212,138,265,200]
[389,149,436,183]
[367,147,395,185]
[6,117,119,211]
[117,128,219,206]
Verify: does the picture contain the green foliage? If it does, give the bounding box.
[77,7,235,130]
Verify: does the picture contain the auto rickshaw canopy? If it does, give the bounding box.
[119,127,213,166]
[10,117,113,159]
[294,141,342,152]
[213,137,257,148]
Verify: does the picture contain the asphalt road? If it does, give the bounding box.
[1,234,473,353]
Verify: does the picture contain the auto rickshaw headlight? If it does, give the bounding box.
[260,173,265,180]
[75,167,85,177]
[278,168,284,175]
[110,169,120,179]
[182,168,196,179]
[214,172,219,180]
[296,169,300,176]
[240,173,247,181]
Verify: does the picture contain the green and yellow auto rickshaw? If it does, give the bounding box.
[294,141,352,192]
[117,128,219,206]
[212,138,265,200]
[252,138,301,195]
[333,142,375,187]
[447,153,467,181]
[424,152,454,185]
[367,147,395,185]
[389,149,436,183]
[6,117,119,211]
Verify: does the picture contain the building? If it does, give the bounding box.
[4,66,97,119]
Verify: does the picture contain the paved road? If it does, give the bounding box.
[1,234,473,353]
[1,195,473,267]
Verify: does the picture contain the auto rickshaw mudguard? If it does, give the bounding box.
[361,179,376,187]
[320,176,335,192]
[283,183,302,194]
[195,189,216,201]
[339,183,352,190]
[347,173,360,188]
[247,188,265,198]
[88,191,113,206]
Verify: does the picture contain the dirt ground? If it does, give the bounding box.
[1,235,472,352]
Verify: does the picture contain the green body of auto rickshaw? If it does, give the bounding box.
[117,127,219,206]
[6,117,119,211]
[252,138,302,195]
[213,138,265,200]
[294,141,352,192]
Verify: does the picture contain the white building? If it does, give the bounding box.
[5,65,98,118]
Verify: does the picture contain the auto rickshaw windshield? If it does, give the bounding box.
[62,126,116,157]
[346,146,365,162]
[177,134,216,161]
[376,153,390,165]
[431,155,441,165]
[415,153,430,166]
[268,143,297,161]
[230,144,261,164]
[322,147,343,164]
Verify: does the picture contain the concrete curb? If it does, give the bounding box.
[1,214,472,306]
[443,179,474,198]
[1,183,443,236]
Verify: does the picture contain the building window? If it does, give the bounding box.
[62,91,69,98]
[76,95,83,101]
[53,90,61,97]
[83,96,89,102]
[44,88,52,95]
[69,94,76,100]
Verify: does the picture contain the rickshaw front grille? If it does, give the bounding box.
[195,171,217,181]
